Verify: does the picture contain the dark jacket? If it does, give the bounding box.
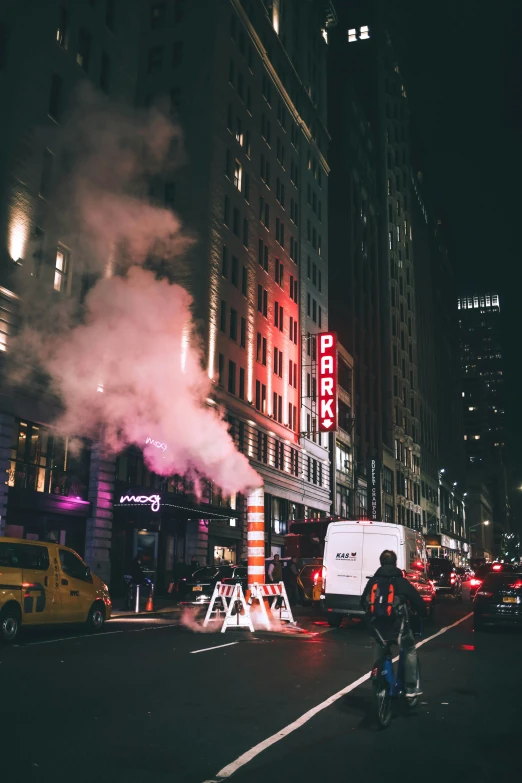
[130,558,146,585]
[360,565,427,617]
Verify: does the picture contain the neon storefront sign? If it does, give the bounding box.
[119,494,161,512]
[145,437,167,452]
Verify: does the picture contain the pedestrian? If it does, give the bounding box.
[130,556,146,585]
[267,553,287,583]
[284,557,300,606]
[190,555,200,574]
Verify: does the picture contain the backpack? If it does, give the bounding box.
[368,577,400,619]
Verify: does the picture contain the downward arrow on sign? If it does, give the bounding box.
[322,419,333,429]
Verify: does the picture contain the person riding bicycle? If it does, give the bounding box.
[361,549,427,699]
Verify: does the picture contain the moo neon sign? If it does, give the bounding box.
[119,494,161,512]
[318,332,337,432]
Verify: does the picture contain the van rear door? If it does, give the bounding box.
[326,527,365,598]
[362,526,401,587]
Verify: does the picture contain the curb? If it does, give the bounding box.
[111,606,181,618]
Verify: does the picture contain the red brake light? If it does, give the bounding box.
[470,578,482,587]
[476,590,493,597]
[508,581,522,590]
[492,564,502,571]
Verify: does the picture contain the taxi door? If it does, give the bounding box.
[58,548,94,622]
[21,543,61,625]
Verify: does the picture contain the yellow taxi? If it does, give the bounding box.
[0,537,111,643]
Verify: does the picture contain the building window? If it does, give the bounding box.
[242,265,248,295]
[233,207,240,236]
[228,360,236,395]
[218,353,225,386]
[8,420,89,498]
[148,46,163,73]
[54,247,69,293]
[220,300,226,332]
[240,317,246,348]
[49,73,63,122]
[239,367,245,400]
[56,6,68,48]
[242,219,249,248]
[150,1,166,28]
[234,160,242,191]
[229,308,238,341]
[224,196,230,226]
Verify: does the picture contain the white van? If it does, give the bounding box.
[321,520,426,626]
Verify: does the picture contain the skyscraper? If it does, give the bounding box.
[459,293,509,556]
[329,0,422,530]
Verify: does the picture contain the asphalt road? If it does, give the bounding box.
[0,593,520,783]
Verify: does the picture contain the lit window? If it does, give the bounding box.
[233,160,242,191]
[360,25,370,39]
[348,28,357,43]
[54,247,69,293]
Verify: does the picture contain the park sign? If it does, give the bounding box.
[318,332,338,432]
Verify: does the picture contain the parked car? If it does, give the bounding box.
[427,558,462,601]
[474,571,522,631]
[0,538,111,643]
[405,570,436,618]
[179,565,247,607]
[469,562,518,600]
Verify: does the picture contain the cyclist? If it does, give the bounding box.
[361,549,427,699]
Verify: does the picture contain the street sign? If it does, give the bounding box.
[318,332,338,432]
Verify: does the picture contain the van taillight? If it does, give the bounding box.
[321,566,326,593]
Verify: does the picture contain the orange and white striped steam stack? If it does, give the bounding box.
[247,486,265,587]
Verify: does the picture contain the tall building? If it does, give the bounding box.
[329,0,422,530]
[0,0,336,588]
[458,293,509,557]
[0,0,143,584]
[327,69,383,519]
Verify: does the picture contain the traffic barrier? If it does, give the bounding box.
[255,582,295,625]
[203,582,236,627]
[220,583,254,633]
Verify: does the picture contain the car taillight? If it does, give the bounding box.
[313,571,320,584]
[492,564,502,571]
[476,590,493,597]
[321,566,326,592]
[470,578,482,587]
[508,581,522,590]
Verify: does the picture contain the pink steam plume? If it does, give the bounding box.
[46,267,261,495]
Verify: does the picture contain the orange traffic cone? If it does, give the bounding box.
[145,591,154,612]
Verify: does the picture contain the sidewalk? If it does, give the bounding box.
[111,595,182,618]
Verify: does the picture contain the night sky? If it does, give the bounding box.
[335,1,522,491]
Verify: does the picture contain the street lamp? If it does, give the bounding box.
[469,521,489,532]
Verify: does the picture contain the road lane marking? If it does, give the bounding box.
[191,642,239,655]
[203,612,473,781]
[14,623,179,647]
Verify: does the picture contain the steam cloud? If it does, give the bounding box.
[10,86,260,495]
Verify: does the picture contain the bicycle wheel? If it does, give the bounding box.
[372,668,392,728]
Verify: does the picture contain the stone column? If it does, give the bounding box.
[0,412,15,536]
[84,443,116,585]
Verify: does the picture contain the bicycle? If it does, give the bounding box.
[370,619,422,729]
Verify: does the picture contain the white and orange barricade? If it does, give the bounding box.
[202,582,236,627]
[254,581,295,625]
[203,582,254,633]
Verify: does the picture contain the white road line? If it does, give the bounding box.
[191,642,239,655]
[203,612,473,782]
[15,623,179,647]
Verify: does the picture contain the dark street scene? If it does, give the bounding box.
[0,0,521,781]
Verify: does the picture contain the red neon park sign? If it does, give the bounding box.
[318,332,338,432]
